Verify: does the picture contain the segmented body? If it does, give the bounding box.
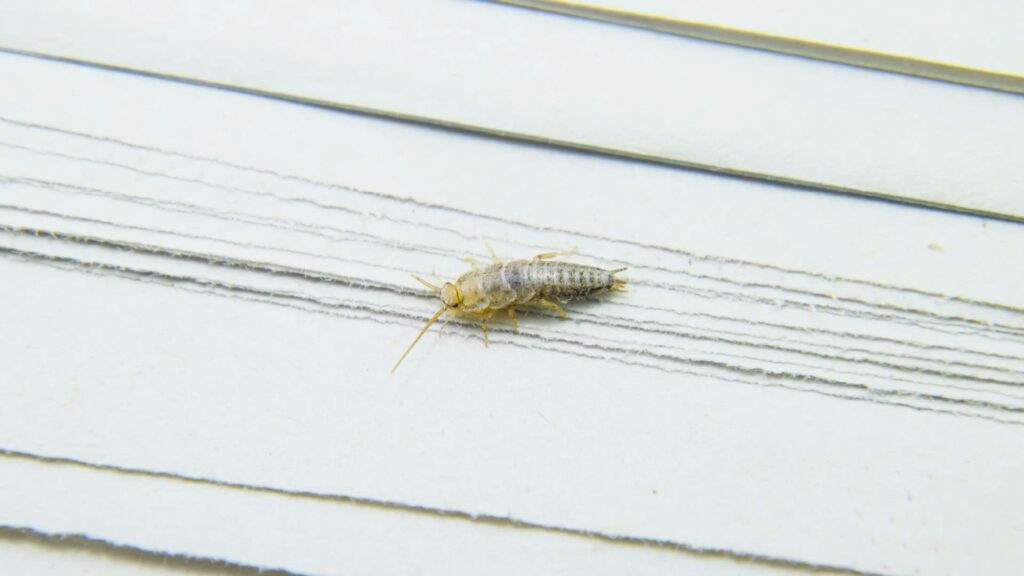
[456,260,617,314]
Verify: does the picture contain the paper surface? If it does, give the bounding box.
[0,527,247,576]
[0,455,829,576]
[1,49,1023,575]
[1,0,1022,219]
[506,0,1024,78]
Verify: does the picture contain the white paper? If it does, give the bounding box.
[545,0,1024,77]
[0,455,826,576]
[1,50,1023,575]
[0,527,242,576]
[0,0,1022,219]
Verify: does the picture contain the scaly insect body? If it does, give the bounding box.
[457,260,619,313]
[391,248,626,372]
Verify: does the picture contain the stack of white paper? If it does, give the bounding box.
[1,2,1021,575]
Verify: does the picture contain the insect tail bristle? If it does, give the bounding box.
[609,267,628,292]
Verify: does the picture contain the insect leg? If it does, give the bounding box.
[534,245,577,260]
[538,299,568,320]
[507,307,519,333]
[485,242,503,263]
[481,317,490,347]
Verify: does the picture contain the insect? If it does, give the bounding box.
[391,246,626,372]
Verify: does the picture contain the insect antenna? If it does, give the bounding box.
[391,305,447,373]
[411,274,441,293]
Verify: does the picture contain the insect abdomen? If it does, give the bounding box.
[506,261,613,302]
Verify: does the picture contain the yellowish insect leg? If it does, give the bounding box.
[534,245,578,261]
[485,242,502,263]
[538,299,568,320]
[508,307,519,333]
